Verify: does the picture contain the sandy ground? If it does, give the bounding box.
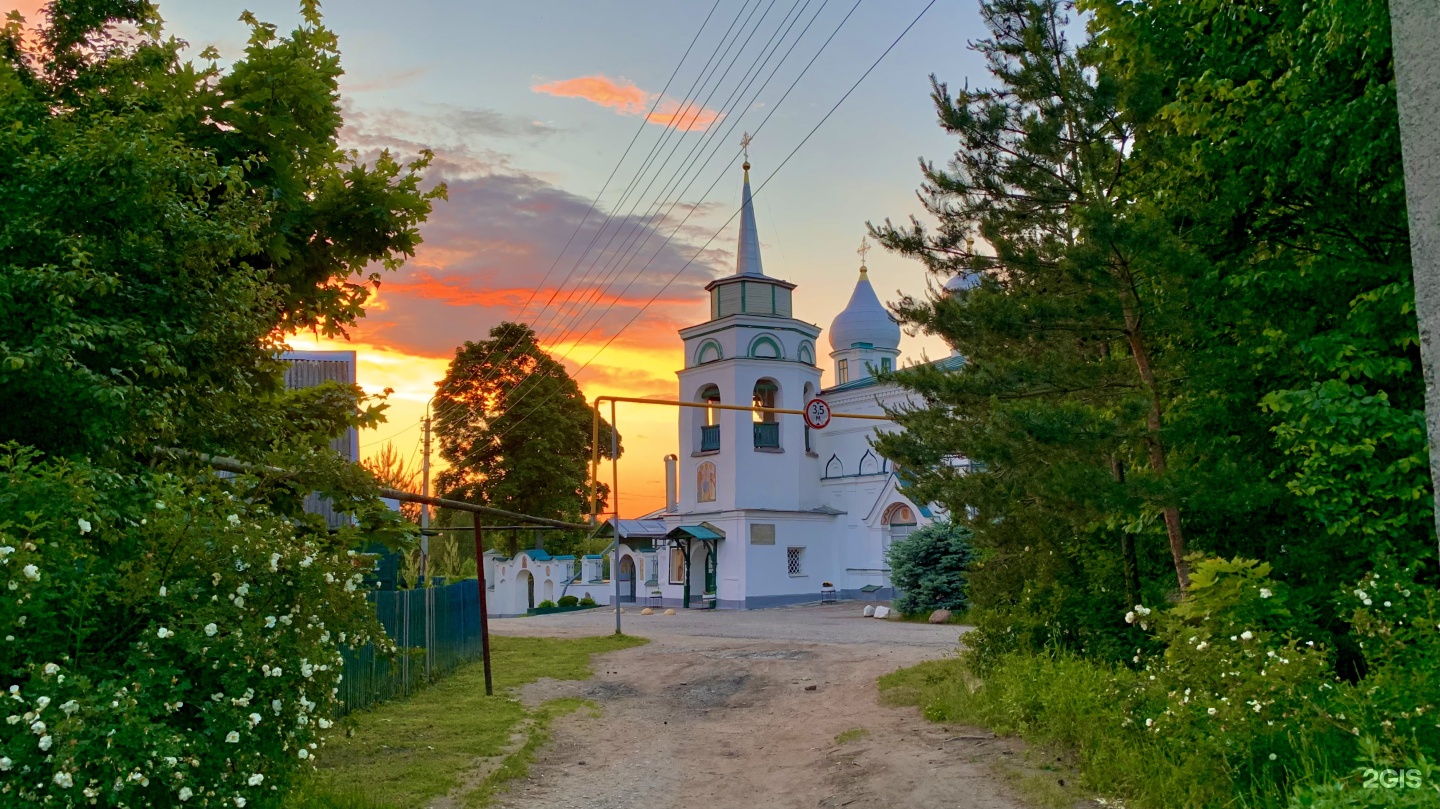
[473,604,1095,809]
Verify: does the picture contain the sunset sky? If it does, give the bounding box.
[8,0,992,516]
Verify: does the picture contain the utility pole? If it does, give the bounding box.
[420,414,432,574]
[420,413,433,681]
[1391,0,1440,557]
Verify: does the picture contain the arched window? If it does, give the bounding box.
[798,341,814,366]
[803,382,815,452]
[697,385,721,453]
[752,379,780,449]
[752,379,778,423]
[749,335,782,359]
[696,340,723,365]
[698,384,721,426]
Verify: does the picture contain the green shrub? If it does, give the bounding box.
[556,595,579,608]
[535,600,556,609]
[0,445,389,807]
[578,596,597,607]
[884,554,1440,808]
[885,519,975,615]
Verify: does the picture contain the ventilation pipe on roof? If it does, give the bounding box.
[664,454,678,513]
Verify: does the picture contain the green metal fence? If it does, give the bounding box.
[337,579,485,714]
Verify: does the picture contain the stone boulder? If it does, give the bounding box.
[863,605,876,617]
[663,608,677,615]
[873,606,891,619]
[928,609,952,624]
[640,607,654,615]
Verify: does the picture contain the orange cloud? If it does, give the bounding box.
[533,74,722,132]
[646,99,723,133]
[532,75,650,115]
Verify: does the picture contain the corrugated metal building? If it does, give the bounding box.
[281,351,359,529]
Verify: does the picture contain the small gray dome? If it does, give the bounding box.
[944,272,981,294]
[829,271,900,351]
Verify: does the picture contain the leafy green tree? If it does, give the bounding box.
[887,520,976,614]
[434,323,620,545]
[1086,0,1433,611]
[0,2,438,803]
[0,0,442,466]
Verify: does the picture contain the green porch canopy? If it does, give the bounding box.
[664,524,724,541]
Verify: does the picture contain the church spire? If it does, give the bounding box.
[735,132,764,277]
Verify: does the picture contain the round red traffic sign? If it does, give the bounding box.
[804,398,831,429]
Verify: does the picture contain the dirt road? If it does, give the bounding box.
[484,604,1092,809]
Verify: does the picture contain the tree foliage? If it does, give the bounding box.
[886,520,976,614]
[434,323,620,537]
[871,0,1432,663]
[0,2,439,804]
[0,0,443,465]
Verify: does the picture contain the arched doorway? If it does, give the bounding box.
[619,555,636,602]
[516,570,535,611]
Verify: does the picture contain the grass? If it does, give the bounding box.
[878,653,1204,808]
[834,727,868,745]
[296,633,647,809]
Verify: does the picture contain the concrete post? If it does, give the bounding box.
[1391,0,1440,554]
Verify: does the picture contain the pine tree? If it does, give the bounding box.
[869,0,1193,646]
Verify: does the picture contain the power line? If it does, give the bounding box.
[425,0,732,427]
[461,0,840,437]
[474,0,866,444]
[524,0,822,362]
[426,0,760,428]
[487,0,939,452]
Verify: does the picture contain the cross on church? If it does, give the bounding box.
[740,131,752,161]
[857,236,871,267]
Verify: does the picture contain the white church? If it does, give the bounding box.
[481,156,970,615]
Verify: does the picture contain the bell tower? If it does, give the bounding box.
[674,138,823,515]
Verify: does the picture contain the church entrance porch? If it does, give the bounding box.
[664,524,723,609]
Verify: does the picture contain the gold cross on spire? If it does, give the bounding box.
[857,236,871,276]
[740,131,752,160]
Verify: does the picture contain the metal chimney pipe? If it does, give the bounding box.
[664,454,678,512]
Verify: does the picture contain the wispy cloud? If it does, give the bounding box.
[645,99,722,133]
[533,75,651,114]
[532,73,724,132]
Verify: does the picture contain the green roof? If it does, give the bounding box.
[666,524,724,541]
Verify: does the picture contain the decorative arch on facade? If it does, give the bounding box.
[695,339,723,365]
[882,502,918,526]
[824,454,843,479]
[798,340,815,366]
[858,450,880,476]
[748,334,783,359]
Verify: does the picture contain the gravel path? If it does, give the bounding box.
[470,604,1094,809]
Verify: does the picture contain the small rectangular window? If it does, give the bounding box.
[881,357,892,373]
[837,359,849,384]
[786,546,804,577]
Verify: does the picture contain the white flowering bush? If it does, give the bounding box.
[0,446,394,807]
[1121,555,1439,798]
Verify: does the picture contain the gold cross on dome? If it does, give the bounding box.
[857,236,871,267]
[740,131,752,161]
